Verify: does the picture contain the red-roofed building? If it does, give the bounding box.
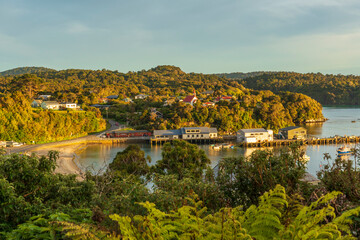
[183,95,198,106]
[202,102,215,107]
[214,96,234,102]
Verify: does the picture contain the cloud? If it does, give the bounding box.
[66,22,91,34]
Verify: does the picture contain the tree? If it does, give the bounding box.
[152,140,210,180]
[216,145,307,208]
[109,145,151,179]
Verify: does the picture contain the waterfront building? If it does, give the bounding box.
[153,127,218,141]
[106,130,152,138]
[60,103,77,109]
[153,129,182,140]
[181,127,218,139]
[237,128,273,142]
[279,126,307,140]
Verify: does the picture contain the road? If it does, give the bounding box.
[6,119,120,154]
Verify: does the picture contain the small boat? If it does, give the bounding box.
[211,144,221,150]
[337,146,351,154]
[351,120,356,123]
[221,143,234,149]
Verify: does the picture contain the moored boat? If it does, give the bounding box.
[337,146,351,155]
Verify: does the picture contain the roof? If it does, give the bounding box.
[183,95,196,103]
[238,128,268,133]
[110,130,151,134]
[203,102,214,105]
[107,95,119,99]
[32,99,43,103]
[181,127,218,134]
[42,101,59,105]
[280,126,306,131]
[153,129,182,136]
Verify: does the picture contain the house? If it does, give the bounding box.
[31,99,43,108]
[183,92,198,106]
[38,95,51,100]
[107,95,119,99]
[202,90,214,95]
[99,98,109,104]
[181,127,218,140]
[134,94,149,100]
[202,102,215,107]
[41,101,60,110]
[60,103,77,109]
[279,126,307,140]
[237,128,274,143]
[214,96,234,102]
[122,98,133,103]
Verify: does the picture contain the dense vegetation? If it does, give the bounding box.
[0,67,55,77]
[0,93,105,143]
[0,66,323,133]
[2,141,360,239]
[229,72,360,105]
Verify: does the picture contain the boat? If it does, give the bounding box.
[351,120,356,123]
[211,144,221,150]
[221,143,234,149]
[337,146,351,155]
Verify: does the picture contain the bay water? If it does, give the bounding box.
[77,106,360,176]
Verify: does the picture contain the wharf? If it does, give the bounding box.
[150,137,222,145]
[238,136,360,148]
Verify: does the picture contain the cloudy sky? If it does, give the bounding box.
[1,0,360,74]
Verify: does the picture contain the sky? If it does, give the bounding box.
[1,0,360,74]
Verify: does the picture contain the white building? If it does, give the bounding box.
[134,94,149,100]
[41,101,60,110]
[181,127,218,140]
[237,128,273,143]
[60,103,77,109]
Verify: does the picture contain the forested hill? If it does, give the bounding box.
[234,72,360,105]
[216,71,277,79]
[0,66,55,76]
[0,66,324,132]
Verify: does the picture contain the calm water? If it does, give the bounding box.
[77,106,360,176]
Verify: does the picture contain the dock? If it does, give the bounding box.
[238,136,360,148]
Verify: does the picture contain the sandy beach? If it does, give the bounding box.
[29,143,88,178]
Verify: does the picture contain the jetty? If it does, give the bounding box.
[238,136,360,148]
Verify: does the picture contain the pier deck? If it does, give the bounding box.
[238,136,360,148]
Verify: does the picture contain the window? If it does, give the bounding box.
[201,134,203,137]
[192,135,194,137]
[196,135,199,137]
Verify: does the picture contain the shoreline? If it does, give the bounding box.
[29,143,88,178]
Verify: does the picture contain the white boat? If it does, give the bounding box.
[211,144,221,150]
[337,146,351,155]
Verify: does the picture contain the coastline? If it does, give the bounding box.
[29,143,88,178]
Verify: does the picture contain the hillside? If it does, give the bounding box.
[0,66,55,76]
[0,65,323,133]
[234,72,360,105]
[215,71,277,79]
